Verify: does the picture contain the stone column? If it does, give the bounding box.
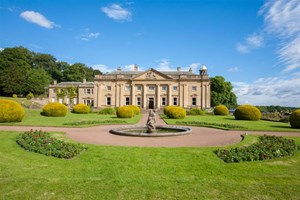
[131,84,135,105]
[97,84,101,107]
[156,84,160,109]
[183,84,188,108]
[143,84,147,109]
[119,84,123,107]
[168,84,172,106]
[201,82,205,109]
[115,83,119,107]
[207,84,211,108]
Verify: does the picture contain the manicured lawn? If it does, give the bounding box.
[163,115,300,132]
[0,108,142,127]
[0,131,300,199]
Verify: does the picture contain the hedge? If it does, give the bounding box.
[214,105,229,115]
[164,106,186,119]
[290,109,300,128]
[41,102,68,117]
[234,104,261,121]
[72,104,90,114]
[0,99,25,122]
[116,106,134,118]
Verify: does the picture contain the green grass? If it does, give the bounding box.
[0,108,142,127]
[0,131,300,199]
[163,115,300,132]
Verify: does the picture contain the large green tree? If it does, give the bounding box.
[25,68,52,95]
[62,63,95,82]
[210,76,237,108]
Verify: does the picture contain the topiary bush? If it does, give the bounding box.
[41,102,68,117]
[126,105,140,115]
[290,109,300,128]
[26,92,34,100]
[164,106,186,119]
[12,94,17,98]
[72,103,90,114]
[234,104,261,121]
[214,105,229,115]
[116,106,134,118]
[186,108,205,115]
[99,107,116,115]
[0,99,25,122]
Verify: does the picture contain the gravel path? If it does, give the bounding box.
[0,113,299,147]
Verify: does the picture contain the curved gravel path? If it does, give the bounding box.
[0,114,299,147]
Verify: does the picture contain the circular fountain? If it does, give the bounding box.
[110,109,192,137]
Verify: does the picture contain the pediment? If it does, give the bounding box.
[132,68,173,80]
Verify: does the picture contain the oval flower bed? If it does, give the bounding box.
[16,130,87,159]
[214,135,299,163]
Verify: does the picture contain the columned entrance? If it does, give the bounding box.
[148,97,154,109]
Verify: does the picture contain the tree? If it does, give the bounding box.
[210,76,237,108]
[62,63,95,82]
[25,68,51,95]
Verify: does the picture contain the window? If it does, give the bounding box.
[106,86,111,91]
[84,99,94,106]
[125,97,130,105]
[125,86,131,91]
[137,97,141,106]
[73,98,77,104]
[51,98,55,103]
[173,97,177,106]
[66,98,69,104]
[84,88,93,94]
[192,97,197,106]
[173,86,178,91]
[51,89,55,94]
[162,97,166,106]
[107,97,111,106]
[161,86,167,91]
[192,86,197,91]
[59,98,63,103]
[136,85,142,91]
[149,86,155,91]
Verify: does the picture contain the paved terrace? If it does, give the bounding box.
[0,113,299,147]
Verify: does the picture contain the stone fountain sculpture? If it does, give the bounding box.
[146,109,157,133]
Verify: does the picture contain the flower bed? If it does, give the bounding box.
[16,130,87,159]
[214,135,299,163]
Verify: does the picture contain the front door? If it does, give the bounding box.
[148,97,154,109]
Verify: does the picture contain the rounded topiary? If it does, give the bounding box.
[26,92,34,100]
[116,106,134,118]
[165,106,186,119]
[234,104,261,121]
[12,94,17,98]
[0,99,25,122]
[41,102,68,117]
[99,107,116,115]
[214,105,229,115]
[163,106,177,116]
[290,109,300,128]
[126,105,140,115]
[72,104,90,114]
[187,108,205,115]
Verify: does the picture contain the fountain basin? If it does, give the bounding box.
[110,125,192,137]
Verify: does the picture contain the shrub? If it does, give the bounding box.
[41,102,68,117]
[215,135,299,163]
[290,109,300,128]
[214,105,229,115]
[126,105,140,115]
[164,106,186,119]
[116,106,134,118]
[72,104,90,114]
[234,104,261,121]
[12,94,17,98]
[16,130,87,159]
[26,92,34,100]
[0,99,25,122]
[186,108,205,115]
[99,107,116,115]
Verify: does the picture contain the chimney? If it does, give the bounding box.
[83,78,86,83]
[189,67,192,73]
[53,80,57,85]
[177,67,181,71]
[134,64,138,71]
[200,65,208,75]
[117,67,122,72]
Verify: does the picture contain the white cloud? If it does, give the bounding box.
[20,10,58,29]
[0,48,4,52]
[227,67,239,72]
[236,34,263,54]
[260,0,300,72]
[233,76,300,107]
[101,4,132,21]
[81,31,100,41]
[156,58,173,71]
[92,64,112,73]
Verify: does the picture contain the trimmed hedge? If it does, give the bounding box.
[126,105,140,115]
[214,105,229,115]
[26,92,34,100]
[234,104,261,121]
[164,106,186,119]
[215,135,299,163]
[16,130,87,159]
[72,104,90,114]
[12,94,17,98]
[116,106,134,118]
[186,108,205,115]
[290,109,300,128]
[41,102,68,117]
[0,99,25,122]
[99,107,116,115]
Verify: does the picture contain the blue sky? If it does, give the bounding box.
[1,0,300,107]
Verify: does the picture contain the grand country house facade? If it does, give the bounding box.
[48,65,211,110]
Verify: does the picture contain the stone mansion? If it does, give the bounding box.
[48,65,211,110]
